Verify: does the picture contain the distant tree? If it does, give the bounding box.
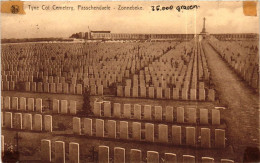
[82,87,92,115]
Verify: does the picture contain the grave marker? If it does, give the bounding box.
[158,124,168,143]
[99,146,109,163]
[20,97,26,111]
[177,107,184,123]
[44,115,52,132]
[166,106,173,122]
[69,142,79,163]
[201,128,211,148]
[130,149,142,163]
[188,108,197,124]
[60,100,68,114]
[113,103,121,118]
[55,141,65,163]
[186,127,196,146]
[5,112,12,128]
[14,113,22,129]
[11,97,18,110]
[133,104,141,120]
[145,123,154,142]
[120,121,128,139]
[36,98,42,113]
[34,114,42,131]
[107,120,116,138]
[144,105,152,120]
[83,118,92,136]
[200,109,208,124]
[165,153,177,163]
[215,129,225,148]
[104,102,111,117]
[123,104,131,118]
[73,117,81,135]
[147,151,159,163]
[41,139,51,162]
[96,119,104,137]
[114,147,125,163]
[183,155,195,163]
[27,98,35,111]
[132,122,141,140]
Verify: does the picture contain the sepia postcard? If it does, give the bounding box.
[0,1,259,162]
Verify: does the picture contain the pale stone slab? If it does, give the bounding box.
[132,122,141,140]
[200,109,208,125]
[154,106,162,121]
[96,119,104,137]
[104,102,111,117]
[165,106,173,122]
[34,114,42,131]
[83,118,92,136]
[158,124,168,143]
[144,105,152,120]
[5,112,12,128]
[41,139,51,162]
[186,127,196,146]
[165,153,177,163]
[69,142,79,163]
[120,121,128,139]
[36,98,42,113]
[99,146,109,163]
[55,141,65,163]
[73,117,81,135]
[133,104,141,120]
[107,120,116,138]
[147,151,159,163]
[44,115,52,132]
[27,98,35,111]
[188,108,197,124]
[113,103,121,118]
[123,104,131,119]
[201,128,211,148]
[177,107,184,123]
[130,149,142,163]
[114,147,125,163]
[145,123,154,142]
[215,129,225,148]
[172,125,181,145]
[24,113,32,130]
[60,100,68,114]
[202,157,214,163]
[183,155,195,163]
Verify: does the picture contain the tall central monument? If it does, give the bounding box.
[200,17,208,39]
[201,17,206,33]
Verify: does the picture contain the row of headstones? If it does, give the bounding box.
[2,112,52,132]
[72,117,225,148]
[1,72,122,88]
[117,86,215,101]
[208,40,259,90]
[1,81,103,95]
[2,96,78,115]
[52,99,77,115]
[124,77,206,90]
[2,96,43,112]
[40,139,234,163]
[98,146,234,163]
[93,102,221,125]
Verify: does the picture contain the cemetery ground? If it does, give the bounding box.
[1,38,259,162]
[202,40,259,160]
[2,91,233,162]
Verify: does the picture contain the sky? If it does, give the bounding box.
[1,1,259,39]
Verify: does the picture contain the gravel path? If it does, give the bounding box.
[202,40,259,161]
